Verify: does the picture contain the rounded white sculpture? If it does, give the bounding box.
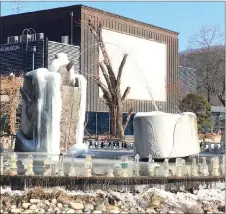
[133,111,200,159]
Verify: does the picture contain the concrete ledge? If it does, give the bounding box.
[1,175,225,191]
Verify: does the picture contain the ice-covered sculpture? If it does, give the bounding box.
[14,53,88,157]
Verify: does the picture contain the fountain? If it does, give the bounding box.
[14,53,88,157]
[0,51,224,193]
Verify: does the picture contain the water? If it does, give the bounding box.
[73,41,159,111]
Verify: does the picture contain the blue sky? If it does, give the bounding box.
[1,1,225,52]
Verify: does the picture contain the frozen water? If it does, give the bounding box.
[26,68,62,155]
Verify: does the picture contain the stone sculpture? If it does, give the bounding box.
[14,53,88,157]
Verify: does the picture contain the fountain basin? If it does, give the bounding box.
[133,111,200,159]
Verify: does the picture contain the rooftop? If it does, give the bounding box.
[0,4,179,35]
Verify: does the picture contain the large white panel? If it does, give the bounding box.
[99,29,167,102]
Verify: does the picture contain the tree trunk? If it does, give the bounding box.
[110,106,117,137]
[109,104,125,139]
[116,103,124,139]
[207,90,211,102]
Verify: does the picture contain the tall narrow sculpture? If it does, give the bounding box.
[14,53,88,157]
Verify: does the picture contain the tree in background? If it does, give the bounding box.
[179,93,212,133]
[88,20,133,140]
[0,75,22,135]
[180,26,225,106]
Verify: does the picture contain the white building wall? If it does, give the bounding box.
[99,29,167,102]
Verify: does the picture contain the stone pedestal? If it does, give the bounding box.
[60,86,80,153]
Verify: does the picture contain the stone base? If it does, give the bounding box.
[60,86,80,153]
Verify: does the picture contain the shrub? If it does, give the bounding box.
[179,93,212,133]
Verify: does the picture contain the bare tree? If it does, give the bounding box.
[180,26,225,106]
[88,20,133,139]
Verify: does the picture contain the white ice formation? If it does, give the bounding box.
[26,68,62,155]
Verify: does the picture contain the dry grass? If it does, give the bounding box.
[25,187,73,203]
[1,75,23,135]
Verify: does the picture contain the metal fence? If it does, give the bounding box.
[84,111,135,137]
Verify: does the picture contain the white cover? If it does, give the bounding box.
[133,111,200,159]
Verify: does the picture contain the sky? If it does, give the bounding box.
[1,1,225,52]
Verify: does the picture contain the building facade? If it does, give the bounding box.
[0,5,179,135]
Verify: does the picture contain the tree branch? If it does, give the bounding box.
[121,87,131,102]
[123,108,133,130]
[88,19,117,88]
[116,54,128,88]
[92,75,112,102]
[99,62,113,94]
[216,93,225,106]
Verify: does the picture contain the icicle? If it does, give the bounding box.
[25,154,34,176]
[148,154,155,176]
[9,152,18,176]
[159,165,164,177]
[175,158,183,177]
[121,156,129,177]
[163,159,169,177]
[212,157,220,176]
[202,157,209,176]
[133,154,140,176]
[182,159,188,176]
[191,157,198,177]
[154,166,160,177]
[84,155,92,177]
[69,155,76,176]
[197,157,203,175]
[113,163,121,176]
[221,155,225,175]
[106,166,114,177]
[0,156,3,175]
[58,154,64,176]
[43,156,51,176]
